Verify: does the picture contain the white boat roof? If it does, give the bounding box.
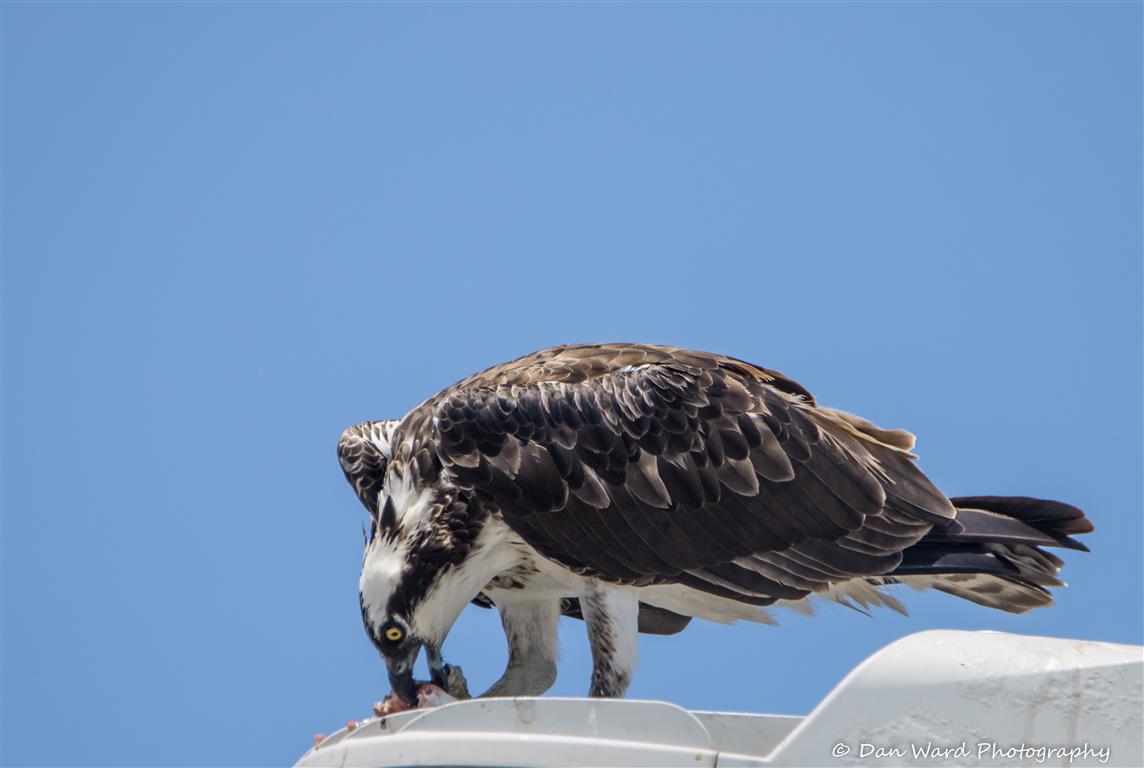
[296,629,1143,767]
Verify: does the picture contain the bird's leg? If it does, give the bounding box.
[579,581,639,698]
[425,644,470,698]
[480,598,559,697]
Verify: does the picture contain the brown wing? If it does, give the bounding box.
[337,420,401,521]
[418,344,955,605]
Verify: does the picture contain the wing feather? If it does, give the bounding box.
[405,344,959,601]
[337,420,400,520]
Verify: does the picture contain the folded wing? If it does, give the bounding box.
[420,344,957,605]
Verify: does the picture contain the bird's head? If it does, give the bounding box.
[359,525,457,702]
[358,479,496,702]
[361,599,428,704]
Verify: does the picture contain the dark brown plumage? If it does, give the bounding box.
[361,343,1090,616]
[345,343,1093,701]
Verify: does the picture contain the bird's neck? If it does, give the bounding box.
[409,516,519,644]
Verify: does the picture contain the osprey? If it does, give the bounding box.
[338,343,1091,707]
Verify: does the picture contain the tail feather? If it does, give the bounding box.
[898,573,1055,613]
[888,495,1092,614]
[949,495,1092,551]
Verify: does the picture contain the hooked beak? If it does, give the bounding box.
[385,641,422,705]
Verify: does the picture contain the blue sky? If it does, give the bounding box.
[2,2,1140,766]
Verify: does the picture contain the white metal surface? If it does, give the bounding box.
[297,630,1143,767]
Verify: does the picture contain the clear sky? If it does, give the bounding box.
[2,2,1140,766]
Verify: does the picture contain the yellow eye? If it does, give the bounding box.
[384,626,404,642]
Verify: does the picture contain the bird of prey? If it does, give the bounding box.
[337,343,1091,707]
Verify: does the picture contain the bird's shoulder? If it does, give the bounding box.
[432,342,814,406]
[522,343,804,400]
